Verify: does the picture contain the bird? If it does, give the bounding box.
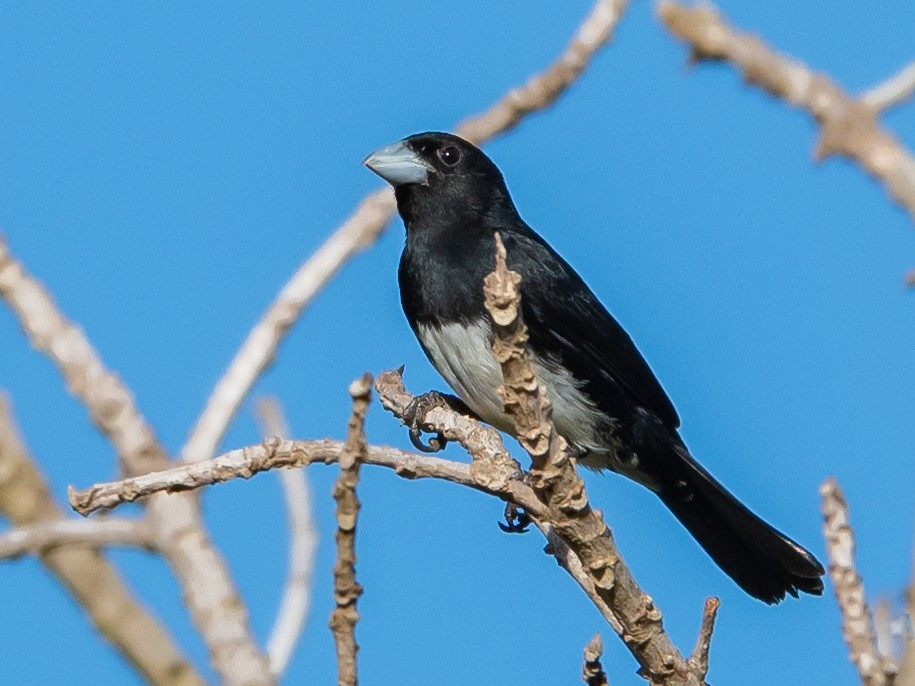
[363,131,825,604]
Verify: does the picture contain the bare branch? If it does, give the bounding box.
[457,0,631,144]
[268,467,316,677]
[582,633,610,686]
[70,439,493,515]
[256,396,292,440]
[180,189,394,466]
[255,398,318,678]
[0,394,204,686]
[0,237,272,683]
[148,497,273,686]
[0,518,153,559]
[534,521,624,634]
[658,2,915,223]
[481,233,704,685]
[179,0,632,471]
[821,477,896,686]
[687,598,720,681]
[862,61,915,112]
[0,236,168,476]
[330,375,372,686]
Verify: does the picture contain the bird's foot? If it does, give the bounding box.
[498,503,531,534]
[403,391,453,453]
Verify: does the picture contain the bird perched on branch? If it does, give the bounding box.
[363,131,824,604]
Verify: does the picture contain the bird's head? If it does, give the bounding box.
[363,132,518,231]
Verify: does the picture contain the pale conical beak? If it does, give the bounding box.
[363,140,433,186]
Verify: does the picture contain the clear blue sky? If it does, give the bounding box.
[1,2,913,684]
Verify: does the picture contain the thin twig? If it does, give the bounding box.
[862,61,915,112]
[582,633,610,686]
[179,0,632,470]
[330,374,372,686]
[482,234,704,685]
[658,2,915,223]
[255,398,318,678]
[0,237,272,685]
[68,438,532,516]
[0,394,204,686]
[0,518,153,559]
[687,598,720,681]
[821,477,895,686]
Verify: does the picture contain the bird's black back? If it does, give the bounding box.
[395,133,680,429]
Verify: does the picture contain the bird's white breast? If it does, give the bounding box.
[416,319,607,452]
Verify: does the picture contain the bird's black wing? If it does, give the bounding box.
[503,229,681,429]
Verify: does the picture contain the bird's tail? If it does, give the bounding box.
[655,445,824,604]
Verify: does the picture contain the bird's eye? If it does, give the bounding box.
[438,145,461,166]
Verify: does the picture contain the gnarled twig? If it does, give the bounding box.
[329,375,372,686]
[482,234,709,685]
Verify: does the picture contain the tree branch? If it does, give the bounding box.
[178,0,632,471]
[481,233,707,685]
[0,237,272,684]
[68,437,533,516]
[658,2,915,223]
[330,375,371,686]
[67,381,621,639]
[375,371,632,635]
[821,477,896,686]
[0,518,153,559]
[255,398,318,678]
[456,0,631,144]
[0,236,168,476]
[862,61,915,112]
[687,598,720,681]
[0,394,204,686]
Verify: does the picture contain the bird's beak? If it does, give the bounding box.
[363,140,433,186]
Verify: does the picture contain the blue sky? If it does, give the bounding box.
[1,2,913,684]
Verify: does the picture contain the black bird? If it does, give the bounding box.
[363,131,824,604]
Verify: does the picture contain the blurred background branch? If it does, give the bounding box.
[255,398,318,679]
[659,2,915,224]
[0,394,203,686]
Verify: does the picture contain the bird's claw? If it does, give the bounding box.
[498,503,531,534]
[404,391,450,453]
[408,425,447,453]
